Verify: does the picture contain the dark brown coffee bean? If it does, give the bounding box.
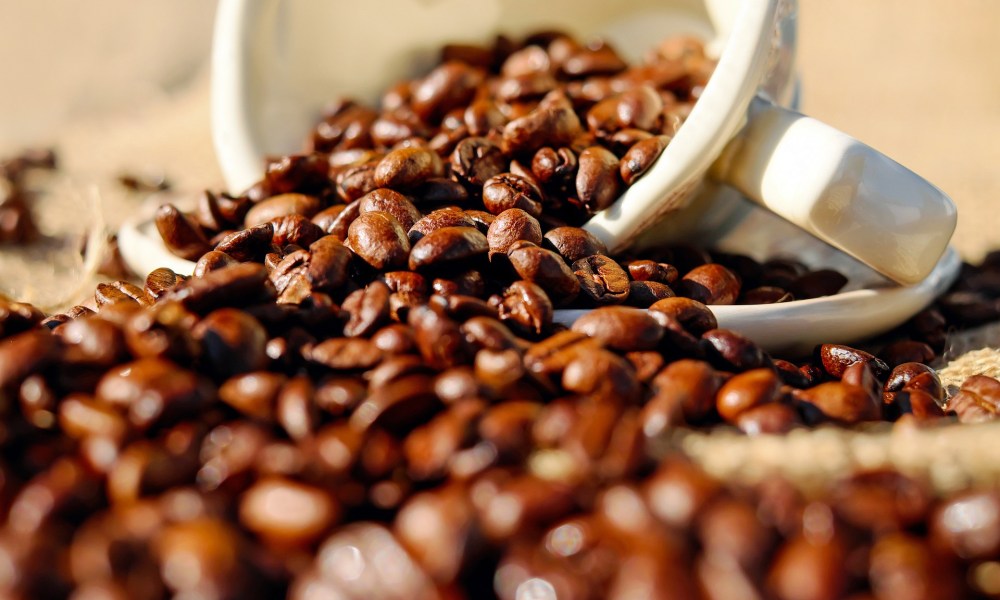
[562,348,640,403]
[275,375,317,442]
[948,375,1000,423]
[338,281,390,337]
[373,146,441,190]
[502,90,582,155]
[307,338,383,371]
[496,280,553,335]
[701,328,770,372]
[572,306,664,351]
[932,490,1000,559]
[542,226,609,263]
[214,222,275,262]
[831,470,931,533]
[96,358,211,430]
[349,373,441,436]
[645,457,720,529]
[646,358,722,423]
[244,193,321,228]
[408,208,477,243]
[346,211,411,270]
[57,316,126,368]
[408,304,470,370]
[303,235,351,293]
[626,259,678,284]
[408,226,488,270]
[736,403,801,435]
[818,344,890,380]
[265,153,329,195]
[218,371,284,420]
[477,474,577,541]
[620,135,670,185]
[716,368,781,422]
[789,269,848,299]
[270,213,325,248]
[740,286,794,304]
[482,173,544,217]
[507,243,580,304]
[561,42,627,77]
[645,298,715,337]
[486,208,543,258]
[0,298,44,338]
[239,476,339,545]
[677,263,741,305]
[450,137,508,187]
[192,250,237,278]
[531,146,577,188]
[625,280,675,307]
[357,188,421,232]
[410,61,483,123]
[880,340,936,367]
[573,254,630,305]
[192,308,268,377]
[798,381,881,423]
[155,204,211,260]
[312,201,358,240]
[143,268,182,301]
[575,146,622,212]
[883,362,938,396]
[0,330,58,388]
[766,535,847,600]
[336,162,379,202]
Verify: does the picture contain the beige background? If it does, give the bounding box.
[1,0,998,264]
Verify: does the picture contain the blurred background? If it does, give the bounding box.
[0,0,997,264]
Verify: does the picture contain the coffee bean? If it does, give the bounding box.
[880,340,935,367]
[625,280,675,307]
[677,263,741,305]
[798,381,881,423]
[947,375,1000,423]
[239,477,339,545]
[496,280,553,335]
[193,309,269,377]
[346,211,411,270]
[817,344,890,380]
[542,226,609,263]
[357,188,421,231]
[502,90,582,155]
[766,534,846,600]
[410,61,483,123]
[573,254,630,305]
[341,281,391,337]
[645,457,720,529]
[507,242,580,304]
[789,269,848,299]
[408,208,477,243]
[716,368,782,422]
[95,358,211,430]
[374,146,441,190]
[265,153,329,195]
[562,348,640,403]
[450,137,508,188]
[868,533,960,600]
[57,316,127,368]
[193,250,237,278]
[244,193,321,228]
[409,226,488,270]
[830,470,931,533]
[531,146,577,188]
[931,490,1000,559]
[214,222,275,262]
[701,328,770,371]
[572,306,664,352]
[0,330,58,389]
[486,208,543,258]
[155,204,211,260]
[620,135,670,185]
[307,338,383,371]
[626,259,678,284]
[561,42,627,77]
[575,146,622,212]
[270,213,325,248]
[736,403,801,435]
[482,173,544,217]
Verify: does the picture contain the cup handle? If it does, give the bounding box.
[710,94,957,285]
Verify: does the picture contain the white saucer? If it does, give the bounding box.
[118,186,960,355]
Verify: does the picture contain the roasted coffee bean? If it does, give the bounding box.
[507,242,580,304]
[830,470,931,533]
[740,286,794,304]
[450,137,508,187]
[218,371,284,420]
[341,281,391,337]
[0,330,58,389]
[496,280,553,335]
[625,280,675,307]
[531,146,577,188]
[336,161,380,201]
[96,358,211,430]
[736,402,801,435]
[561,42,627,77]
[312,201,358,239]
[193,308,268,377]
[0,298,44,338]
[502,90,582,156]
[817,344,890,380]
[94,282,139,307]
[276,375,317,441]
[57,316,127,368]
[562,347,640,403]
[374,146,441,190]
[214,222,275,262]
[766,534,847,600]
[408,208,477,243]
[143,267,183,301]
[408,304,470,369]
[155,204,211,260]
[410,61,483,123]
[270,213,325,248]
[482,173,544,217]
[620,135,670,185]
[306,338,383,371]
[931,490,1000,559]
[192,250,237,278]
[350,373,441,435]
[265,153,330,195]
[357,188,421,231]
[948,375,1000,423]
[486,208,543,258]
[789,269,848,299]
[626,259,678,284]
[244,193,321,228]
[883,362,938,397]
[677,263,741,305]
[409,226,488,270]
[432,269,486,299]
[239,476,339,545]
[798,381,881,423]
[716,368,782,422]
[542,226,609,263]
[645,457,720,529]
[575,146,622,212]
[701,328,770,372]
[572,306,664,352]
[346,211,411,270]
[573,254,630,305]
[648,296,717,335]
[869,533,960,600]
[880,340,936,367]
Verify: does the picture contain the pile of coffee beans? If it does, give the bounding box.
[2,32,1000,598]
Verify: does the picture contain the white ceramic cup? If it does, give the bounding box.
[211,0,956,284]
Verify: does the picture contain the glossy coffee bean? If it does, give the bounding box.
[573,254,630,305]
[374,146,441,190]
[507,242,580,304]
[677,263,741,305]
[571,306,664,351]
[716,368,782,422]
[346,211,411,270]
[155,204,211,260]
[542,226,609,263]
[948,375,1000,423]
[239,477,339,545]
[409,226,488,270]
[620,135,670,185]
[575,146,621,212]
[486,208,543,258]
[482,173,544,217]
[450,137,508,187]
[818,344,890,380]
[244,193,321,227]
